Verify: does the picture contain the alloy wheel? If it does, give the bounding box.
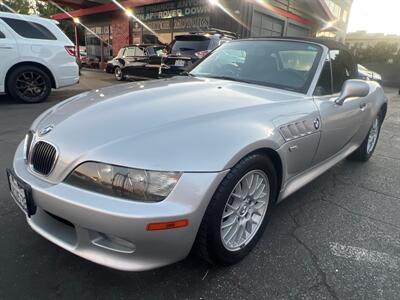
[367,117,379,154]
[220,170,270,251]
[115,67,122,80]
[16,72,46,98]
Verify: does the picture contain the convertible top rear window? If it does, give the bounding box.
[190,40,323,93]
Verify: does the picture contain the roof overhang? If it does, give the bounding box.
[292,0,335,24]
[51,0,111,9]
[51,0,170,20]
[52,0,336,26]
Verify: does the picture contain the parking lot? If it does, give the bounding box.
[0,71,399,299]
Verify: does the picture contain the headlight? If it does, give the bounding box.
[65,162,181,202]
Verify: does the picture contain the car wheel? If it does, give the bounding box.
[349,113,382,161]
[195,154,278,265]
[114,67,124,81]
[7,66,51,103]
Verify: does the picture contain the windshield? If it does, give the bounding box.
[190,40,322,93]
[154,46,165,56]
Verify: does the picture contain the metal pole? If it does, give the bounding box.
[74,22,80,62]
[101,41,104,69]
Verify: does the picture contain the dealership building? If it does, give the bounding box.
[52,0,353,64]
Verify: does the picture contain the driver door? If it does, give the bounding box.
[312,49,364,164]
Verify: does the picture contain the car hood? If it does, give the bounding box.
[31,77,303,175]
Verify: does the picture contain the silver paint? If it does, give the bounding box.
[11,39,388,271]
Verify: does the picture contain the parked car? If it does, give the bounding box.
[0,12,79,103]
[119,44,166,80]
[358,64,382,83]
[106,44,165,80]
[79,50,88,66]
[76,50,87,72]
[7,38,387,271]
[86,55,100,69]
[161,30,237,76]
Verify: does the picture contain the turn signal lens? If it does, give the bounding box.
[147,219,189,231]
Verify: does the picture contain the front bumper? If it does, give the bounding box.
[12,142,228,271]
[105,63,114,74]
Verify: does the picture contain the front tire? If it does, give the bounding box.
[349,114,381,161]
[195,154,278,265]
[7,66,51,103]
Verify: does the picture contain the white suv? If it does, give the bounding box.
[0,12,79,103]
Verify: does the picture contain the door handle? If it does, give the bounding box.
[0,45,13,49]
[359,103,366,110]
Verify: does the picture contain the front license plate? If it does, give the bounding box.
[6,169,36,217]
[174,60,185,67]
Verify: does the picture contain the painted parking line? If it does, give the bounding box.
[330,242,400,270]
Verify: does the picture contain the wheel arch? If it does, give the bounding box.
[224,147,283,203]
[113,65,120,73]
[5,61,56,93]
[247,148,283,202]
[193,146,284,263]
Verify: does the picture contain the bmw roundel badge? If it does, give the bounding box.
[314,118,320,130]
[39,125,54,136]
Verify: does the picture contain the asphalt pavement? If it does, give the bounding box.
[0,71,399,299]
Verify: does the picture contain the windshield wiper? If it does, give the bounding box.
[202,75,244,83]
[180,71,196,77]
[192,75,303,92]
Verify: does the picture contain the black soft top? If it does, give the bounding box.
[126,44,165,48]
[242,37,349,51]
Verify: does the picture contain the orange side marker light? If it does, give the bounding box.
[147,219,189,231]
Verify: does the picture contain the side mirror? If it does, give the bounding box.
[335,79,370,105]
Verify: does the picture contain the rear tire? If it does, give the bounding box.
[114,66,124,81]
[7,65,51,103]
[349,113,382,162]
[194,154,278,265]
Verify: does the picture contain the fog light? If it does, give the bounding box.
[91,234,136,254]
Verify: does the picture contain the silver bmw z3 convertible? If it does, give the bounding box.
[7,38,387,271]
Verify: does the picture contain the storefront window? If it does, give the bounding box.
[316,31,336,38]
[131,0,211,45]
[94,26,102,34]
[85,24,113,64]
